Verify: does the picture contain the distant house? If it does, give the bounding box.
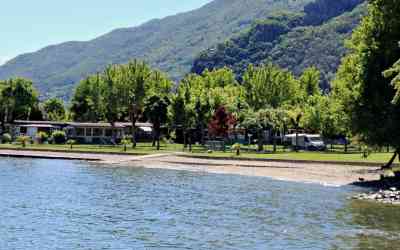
[13,121,67,138]
[11,120,153,144]
[65,122,152,144]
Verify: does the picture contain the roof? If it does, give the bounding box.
[67,122,152,128]
[20,124,57,128]
[14,120,68,126]
[285,134,321,138]
[13,120,152,128]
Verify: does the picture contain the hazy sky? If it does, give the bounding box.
[0,0,213,65]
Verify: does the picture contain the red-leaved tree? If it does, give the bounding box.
[208,106,236,138]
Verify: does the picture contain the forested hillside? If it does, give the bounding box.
[192,0,366,90]
[0,0,312,99]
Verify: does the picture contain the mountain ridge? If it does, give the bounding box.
[0,0,364,98]
[191,0,366,90]
[0,0,313,98]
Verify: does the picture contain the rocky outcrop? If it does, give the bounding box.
[353,187,400,205]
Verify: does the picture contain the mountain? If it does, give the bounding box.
[191,0,366,90]
[0,0,313,99]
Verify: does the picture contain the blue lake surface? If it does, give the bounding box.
[1,158,400,249]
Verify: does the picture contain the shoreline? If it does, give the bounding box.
[0,149,383,187]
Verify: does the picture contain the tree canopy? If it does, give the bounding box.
[333,0,400,148]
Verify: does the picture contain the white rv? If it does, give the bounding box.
[284,134,326,151]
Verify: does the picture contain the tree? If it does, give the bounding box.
[384,56,400,104]
[242,63,300,110]
[208,106,236,139]
[288,108,303,152]
[144,95,170,150]
[121,60,152,148]
[299,66,322,98]
[334,0,400,168]
[0,78,39,129]
[70,74,105,122]
[43,98,66,121]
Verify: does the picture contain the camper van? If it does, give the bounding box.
[284,134,326,151]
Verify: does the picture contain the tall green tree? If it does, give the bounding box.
[121,60,152,148]
[144,95,170,150]
[242,63,300,110]
[299,66,322,98]
[0,78,39,129]
[384,56,400,103]
[334,0,400,168]
[70,74,105,122]
[103,65,124,132]
[43,98,66,121]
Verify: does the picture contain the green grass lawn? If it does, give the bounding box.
[191,151,394,164]
[0,142,394,164]
[0,142,205,155]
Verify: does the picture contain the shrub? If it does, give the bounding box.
[1,133,12,144]
[17,136,31,148]
[35,132,49,144]
[120,137,131,152]
[51,130,67,144]
[232,143,241,156]
[66,139,76,150]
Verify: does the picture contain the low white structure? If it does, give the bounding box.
[11,120,153,144]
[65,122,152,144]
[284,134,326,151]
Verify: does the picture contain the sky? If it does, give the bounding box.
[0,0,213,65]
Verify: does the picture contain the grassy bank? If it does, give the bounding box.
[0,143,188,155]
[191,151,393,164]
[0,143,394,165]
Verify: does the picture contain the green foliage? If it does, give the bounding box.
[35,132,49,144]
[0,78,40,125]
[66,139,76,149]
[334,0,400,148]
[120,137,131,152]
[144,95,170,150]
[70,73,106,122]
[51,130,67,144]
[242,63,300,109]
[299,67,322,97]
[1,133,12,144]
[17,136,31,148]
[43,97,66,121]
[301,95,349,138]
[383,57,400,104]
[192,1,366,91]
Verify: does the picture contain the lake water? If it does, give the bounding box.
[1,158,400,250]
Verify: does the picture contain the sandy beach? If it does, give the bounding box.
[113,154,381,186]
[0,149,382,186]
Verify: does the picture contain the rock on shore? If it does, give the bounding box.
[353,187,400,205]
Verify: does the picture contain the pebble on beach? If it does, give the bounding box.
[353,187,400,205]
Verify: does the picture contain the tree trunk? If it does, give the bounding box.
[131,116,137,148]
[183,128,187,150]
[156,129,160,150]
[273,130,277,153]
[381,149,399,170]
[200,123,205,145]
[152,131,156,147]
[188,131,192,152]
[257,129,264,152]
[344,140,348,153]
[295,131,299,152]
